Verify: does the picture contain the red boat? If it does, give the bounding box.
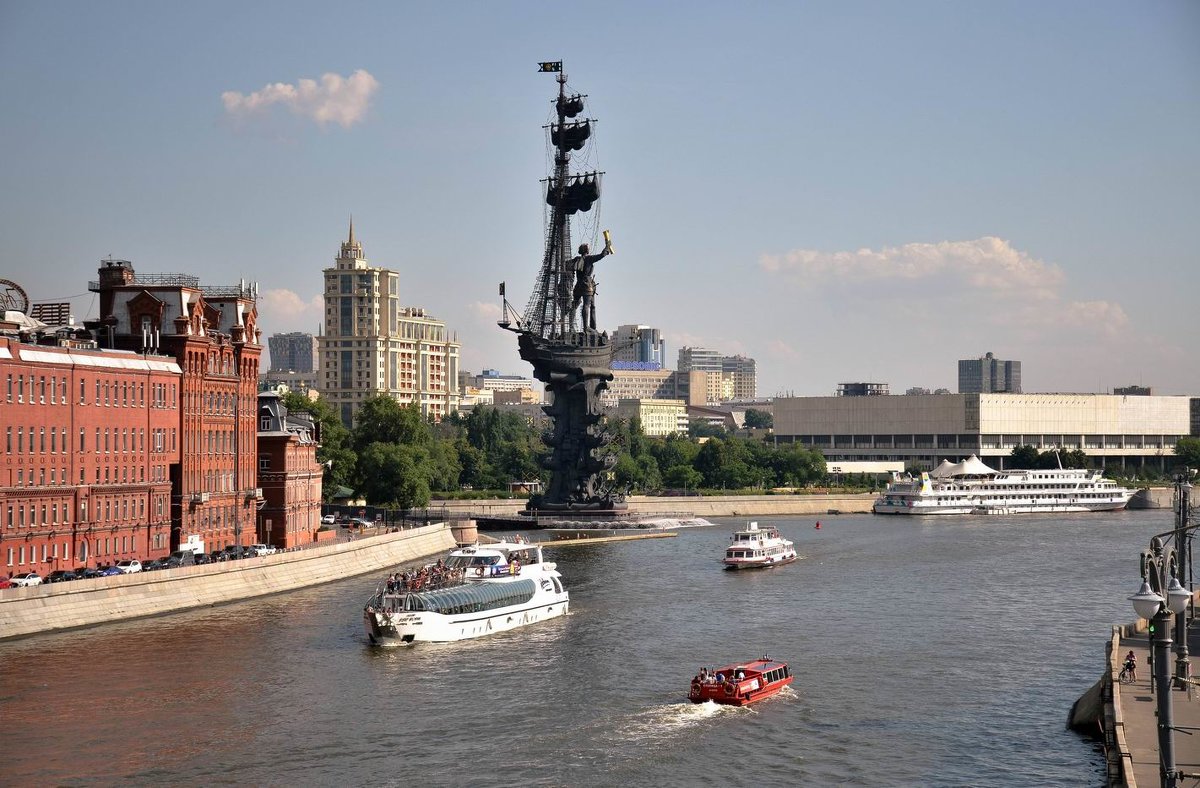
[688,657,793,706]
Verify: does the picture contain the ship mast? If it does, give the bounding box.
[504,65,599,342]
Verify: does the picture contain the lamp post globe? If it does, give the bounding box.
[1165,577,1191,615]
[1130,581,1165,622]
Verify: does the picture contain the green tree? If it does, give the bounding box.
[282,391,356,501]
[663,464,703,491]
[744,409,773,429]
[1175,437,1200,470]
[353,397,431,452]
[356,442,431,509]
[1010,445,1041,469]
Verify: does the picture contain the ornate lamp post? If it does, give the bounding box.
[1129,535,1193,788]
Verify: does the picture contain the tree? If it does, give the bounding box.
[353,397,430,452]
[744,409,773,429]
[1010,445,1041,469]
[282,391,356,501]
[663,464,703,491]
[356,442,431,509]
[1175,437,1200,470]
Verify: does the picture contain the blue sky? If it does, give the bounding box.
[1,1,1197,396]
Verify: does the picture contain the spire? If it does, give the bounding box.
[339,215,364,261]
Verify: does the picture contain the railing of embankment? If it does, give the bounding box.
[1106,625,1137,787]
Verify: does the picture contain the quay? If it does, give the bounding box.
[1074,603,1200,787]
[0,523,456,642]
[537,532,678,546]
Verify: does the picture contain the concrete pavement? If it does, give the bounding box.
[1117,620,1200,787]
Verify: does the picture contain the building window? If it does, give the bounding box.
[259,454,271,472]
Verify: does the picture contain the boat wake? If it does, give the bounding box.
[613,699,744,744]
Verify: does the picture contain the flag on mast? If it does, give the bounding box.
[538,61,562,73]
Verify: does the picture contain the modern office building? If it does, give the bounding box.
[255,390,323,550]
[1114,385,1153,396]
[958,352,1021,393]
[268,332,318,373]
[613,324,665,369]
[838,382,889,397]
[722,355,757,399]
[677,346,723,374]
[615,398,689,436]
[460,369,538,398]
[676,347,757,403]
[318,222,461,427]
[774,392,1195,473]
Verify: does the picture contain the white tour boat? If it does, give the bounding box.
[363,540,569,646]
[872,455,1134,515]
[723,522,797,570]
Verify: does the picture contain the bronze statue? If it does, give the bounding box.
[570,241,611,331]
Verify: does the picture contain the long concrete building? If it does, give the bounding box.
[774,393,1196,472]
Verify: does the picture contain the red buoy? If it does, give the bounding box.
[815,521,821,529]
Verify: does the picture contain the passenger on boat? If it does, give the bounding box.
[715,672,725,683]
[735,668,745,681]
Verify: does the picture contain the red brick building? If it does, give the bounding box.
[87,260,263,554]
[1,328,180,576]
[256,390,323,548]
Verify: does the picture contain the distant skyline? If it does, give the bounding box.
[2,1,1197,396]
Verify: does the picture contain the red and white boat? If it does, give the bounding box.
[722,522,797,570]
[688,657,794,706]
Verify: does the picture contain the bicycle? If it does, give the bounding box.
[1118,663,1137,684]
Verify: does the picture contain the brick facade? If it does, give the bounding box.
[1,336,180,575]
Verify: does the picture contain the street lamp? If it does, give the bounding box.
[1128,535,1192,788]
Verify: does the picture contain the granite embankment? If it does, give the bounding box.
[437,486,1170,521]
[0,523,457,641]
[436,493,878,520]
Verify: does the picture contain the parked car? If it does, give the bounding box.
[96,565,122,577]
[320,514,336,525]
[163,551,198,568]
[192,552,212,565]
[10,572,42,587]
[0,575,12,589]
[246,544,277,557]
[46,569,80,583]
[142,558,168,571]
[220,545,252,561]
[115,559,142,574]
[74,567,103,580]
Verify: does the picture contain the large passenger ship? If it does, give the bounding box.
[872,455,1134,515]
[363,540,568,645]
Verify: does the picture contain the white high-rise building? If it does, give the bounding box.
[318,221,460,427]
[613,324,665,368]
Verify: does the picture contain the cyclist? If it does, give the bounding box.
[1122,650,1138,682]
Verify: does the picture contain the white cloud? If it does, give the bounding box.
[258,288,322,328]
[467,301,503,321]
[760,236,1064,299]
[222,70,379,129]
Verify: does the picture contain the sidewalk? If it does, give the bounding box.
[1118,620,1200,787]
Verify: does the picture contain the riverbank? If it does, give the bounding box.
[426,492,877,521]
[0,523,457,641]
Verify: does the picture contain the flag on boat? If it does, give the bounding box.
[538,61,562,72]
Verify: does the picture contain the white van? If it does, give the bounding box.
[247,544,277,557]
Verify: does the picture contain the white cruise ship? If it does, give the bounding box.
[872,455,1134,516]
[363,540,568,646]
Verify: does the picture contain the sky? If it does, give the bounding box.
[1,1,1197,397]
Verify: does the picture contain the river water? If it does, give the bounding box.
[0,510,1167,786]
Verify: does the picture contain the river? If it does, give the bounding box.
[0,510,1164,786]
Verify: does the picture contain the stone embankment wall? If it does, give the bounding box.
[1128,487,1172,509]
[433,493,876,520]
[0,524,457,641]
